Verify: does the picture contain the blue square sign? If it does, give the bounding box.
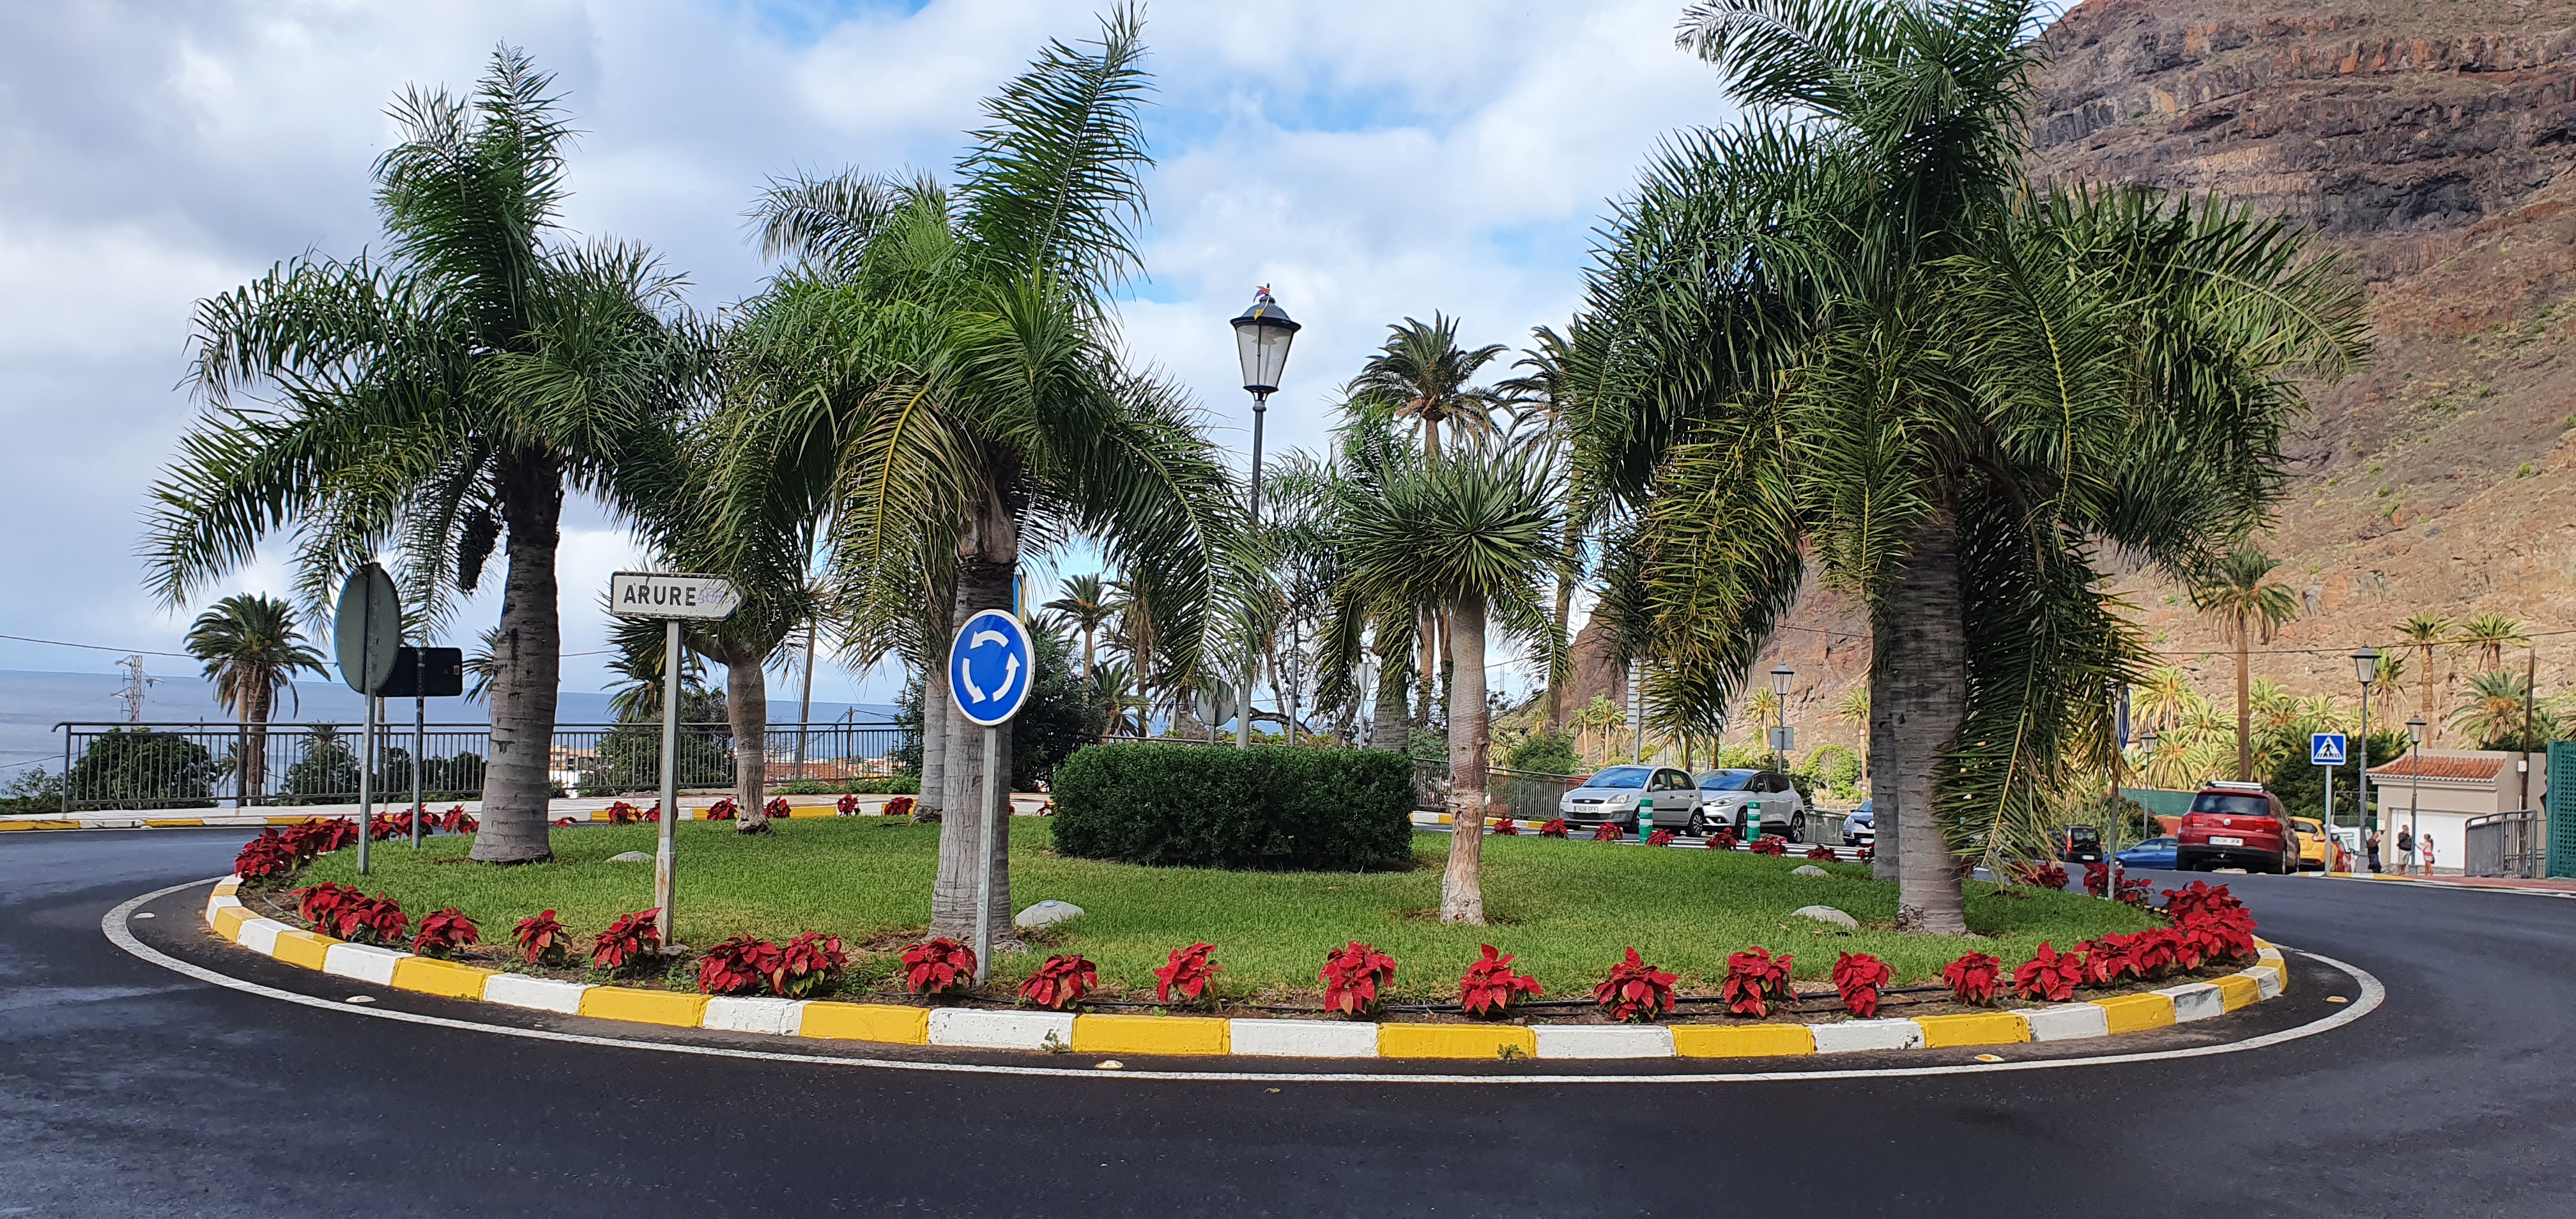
[2310,732,2348,766]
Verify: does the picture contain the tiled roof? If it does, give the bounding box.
[2368,755,2504,781]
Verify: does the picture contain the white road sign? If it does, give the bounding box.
[608,571,742,621]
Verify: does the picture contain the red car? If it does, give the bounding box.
[2174,781,2296,874]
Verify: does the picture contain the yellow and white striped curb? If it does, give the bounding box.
[4,799,935,832]
[201,877,2293,1061]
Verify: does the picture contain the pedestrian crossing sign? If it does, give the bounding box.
[2310,732,2347,766]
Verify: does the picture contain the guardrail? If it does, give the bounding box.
[51,720,908,812]
[2465,809,2544,879]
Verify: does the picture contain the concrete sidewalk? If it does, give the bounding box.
[2317,870,2576,897]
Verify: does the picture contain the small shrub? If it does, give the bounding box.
[1831,951,1892,1017]
[2129,926,2182,977]
[1706,827,1740,849]
[1319,941,1398,1017]
[2178,905,2258,963]
[341,894,408,946]
[606,801,644,825]
[1749,836,1788,856]
[1721,946,1795,1017]
[234,830,296,880]
[772,933,847,997]
[1490,817,1519,836]
[366,813,408,841]
[836,793,861,815]
[1854,845,1874,862]
[1459,944,1543,1018]
[2007,861,2069,889]
[591,909,663,972]
[706,798,738,822]
[2012,941,2087,1002]
[1942,951,2003,1006]
[1805,845,1836,861]
[1019,953,1098,1011]
[1154,942,1222,1006]
[1647,829,1678,847]
[513,909,572,965]
[1048,744,1414,872]
[552,816,577,827]
[293,882,361,929]
[901,937,977,996]
[1539,818,1570,838]
[1595,947,1678,1023]
[885,795,917,819]
[2160,880,2243,921]
[1591,820,1625,842]
[2080,933,2136,986]
[2083,862,2150,905]
[436,806,472,834]
[697,935,782,996]
[763,797,792,820]
[410,908,478,958]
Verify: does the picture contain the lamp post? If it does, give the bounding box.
[2138,728,2159,844]
[1768,664,1793,774]
[2406,715,2427,876]
[1230,288,1300,749]
[2352,647,2379,874]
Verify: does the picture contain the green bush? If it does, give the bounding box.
[1049,744,1414,871]
[769,775,921,796]
[1503,730,1581,776]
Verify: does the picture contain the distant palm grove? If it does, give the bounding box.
[141,1,2371,933]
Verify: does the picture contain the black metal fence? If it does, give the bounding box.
[2465,809,2544,879]
[52,721,909,812]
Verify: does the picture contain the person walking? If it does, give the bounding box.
[2366,828,2382,873]
[2421,833,2437,876]
[2396,826,2416,875]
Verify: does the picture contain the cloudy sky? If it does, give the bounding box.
[0,0,1746,708]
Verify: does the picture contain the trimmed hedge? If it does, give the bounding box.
[769,776,921,796]
[1048,744,1415,872]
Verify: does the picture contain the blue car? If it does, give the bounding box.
[2115,836,2178,870]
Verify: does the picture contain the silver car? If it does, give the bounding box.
[1557,765,1704,834]
[1690,769,1808,838]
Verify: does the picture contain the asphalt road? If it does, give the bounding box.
[3,830,2570,1217]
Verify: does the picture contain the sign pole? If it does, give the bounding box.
[411,693,425,848]
[656,617,682,946]
[975,724,999,983]
[357,691,375,875]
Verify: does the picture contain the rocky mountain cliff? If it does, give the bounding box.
[1558,0,2576,757]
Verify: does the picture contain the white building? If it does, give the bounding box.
[2366,749,2549,875]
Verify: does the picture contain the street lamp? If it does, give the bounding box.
[2406,715,2428,875]
[2351,647,2379,874]
[1768,664,1793,774]
[1230,288,1300,748]
[2138,728,2159,837]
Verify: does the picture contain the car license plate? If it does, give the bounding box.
[2210,836,2244,847]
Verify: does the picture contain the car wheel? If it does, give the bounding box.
[1687,811,1706,836]
[1790,811,1806,840]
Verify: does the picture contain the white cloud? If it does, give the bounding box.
[0,0,1738,708]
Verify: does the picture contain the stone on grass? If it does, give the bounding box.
[608,850,652,864]
[1791,905,1858,929]
[1791,864,1832,878]
[1015,900,1084,929]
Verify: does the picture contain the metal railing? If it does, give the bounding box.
[2465,809,2544,879]
[51,721,910,812]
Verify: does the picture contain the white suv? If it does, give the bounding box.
[1690,769,1808,839]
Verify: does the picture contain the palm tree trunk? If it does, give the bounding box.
[1544,534,1577,735]
[1081,627,1094,680]
[931,493,1016,942]
[726,649,771,832]
[1415,605,1436,728]
[1886,506,1967,934]
[918,651,948,819]
[471,456,563,864]
[2234,622,2253,781]
[1438,588,1488,924]
[1868,644,1897,882]
[245,680,271,802]
[1369,629,1411,752]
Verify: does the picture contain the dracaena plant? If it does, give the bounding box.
[901,937,977,997]
[1018,954,1098,1011]
[410,908,479,958]
[1595,947,1678,1023]
[1458,944,1544,1018]
[1319,942,1398,1018]
[1153,943,1222,1006]
[1942,951,2002,1006]
[513,909,572,965]
[1831,951,1892,1018]
[1722,946,1795,1017]
[591,909,663,972]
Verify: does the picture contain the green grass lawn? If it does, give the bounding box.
[286,819,2157,1001]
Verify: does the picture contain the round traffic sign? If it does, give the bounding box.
[334,563,402,696]
[948,609,1034,726]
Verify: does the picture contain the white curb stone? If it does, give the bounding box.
[1227,1018,1382,1057]
[2158,983,2227,1022]
[321,942,408,986]
[2021,1004,2112,1042]
[1809,1018,1924,1053]
[237,917,291,956]
[2244,964,2282,999]
[204,894,243,921]
[702,996,808,1036]
[484,974,591,1015]
[928,1008,1075,1050]
[1533,1025,1675,1059]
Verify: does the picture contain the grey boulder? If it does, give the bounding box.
[1791,864,1833,878]
[608,850,652,864]
[1015,900,1085,929]
[1791,904,1858,929]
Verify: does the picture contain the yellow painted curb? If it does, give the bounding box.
[392,957,499,1000]
[0,820,82,831]
[211,904,257,941]
[799,1002,930,1044]
[1671,1023,1815,1058]
[145,818,208,828]
[1073,1013,1229,1056]
[1378,1023,1536,1059]
[211,879,241,896]
[578,987,709,1027]
[2090,992,2176,1034]
[2212,974,2262,1011]
[1915,1012,2030,1048]
[271,930,338,970]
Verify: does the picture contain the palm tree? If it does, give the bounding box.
[603,609,712,723]
[1327,436,1565,924]
[2393,615,2454,746]
[2189,551,2301,782]
[1089,660,1146,737]
[2369,648,2409,722]
[183,593,329,800]
[1045,574,1116,679]
[1498,323,1602,735]
[142,49,699,864]
[2456,615,2529,674]
[2451,670,2557,751]
[2135,665,2199,735]
[1576,0,2366,926]
[711,8,1243,939]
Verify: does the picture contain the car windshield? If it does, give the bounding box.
[1587,767,1650,790]
[2137,837,2175,848]
[2191,793,2273,817]
[2067,827,2100,845]
[1696,770,1754,791]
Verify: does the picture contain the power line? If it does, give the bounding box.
[0,632,192,658]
